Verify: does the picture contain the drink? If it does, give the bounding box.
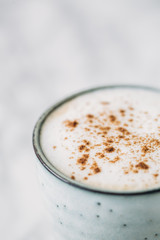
[40,87,160,192]
[33,86,160,240]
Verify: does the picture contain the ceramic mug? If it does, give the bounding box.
[33,85,160,240]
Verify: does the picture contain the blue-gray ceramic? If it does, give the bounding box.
[33,85,160,240]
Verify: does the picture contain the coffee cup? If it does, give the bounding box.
[33,85,160,240]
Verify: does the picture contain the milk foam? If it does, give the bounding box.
[40,88,160,191]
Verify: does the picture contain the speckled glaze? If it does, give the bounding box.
[33,85,160,240]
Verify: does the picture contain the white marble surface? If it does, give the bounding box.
[1,1,160,239]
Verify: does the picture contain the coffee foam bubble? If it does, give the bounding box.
[40,88,160,191]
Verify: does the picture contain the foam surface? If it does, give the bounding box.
[40,88,160,191]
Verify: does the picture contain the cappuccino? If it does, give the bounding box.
[40,88,160,191]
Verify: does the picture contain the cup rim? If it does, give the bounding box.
[32,84,160,196]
